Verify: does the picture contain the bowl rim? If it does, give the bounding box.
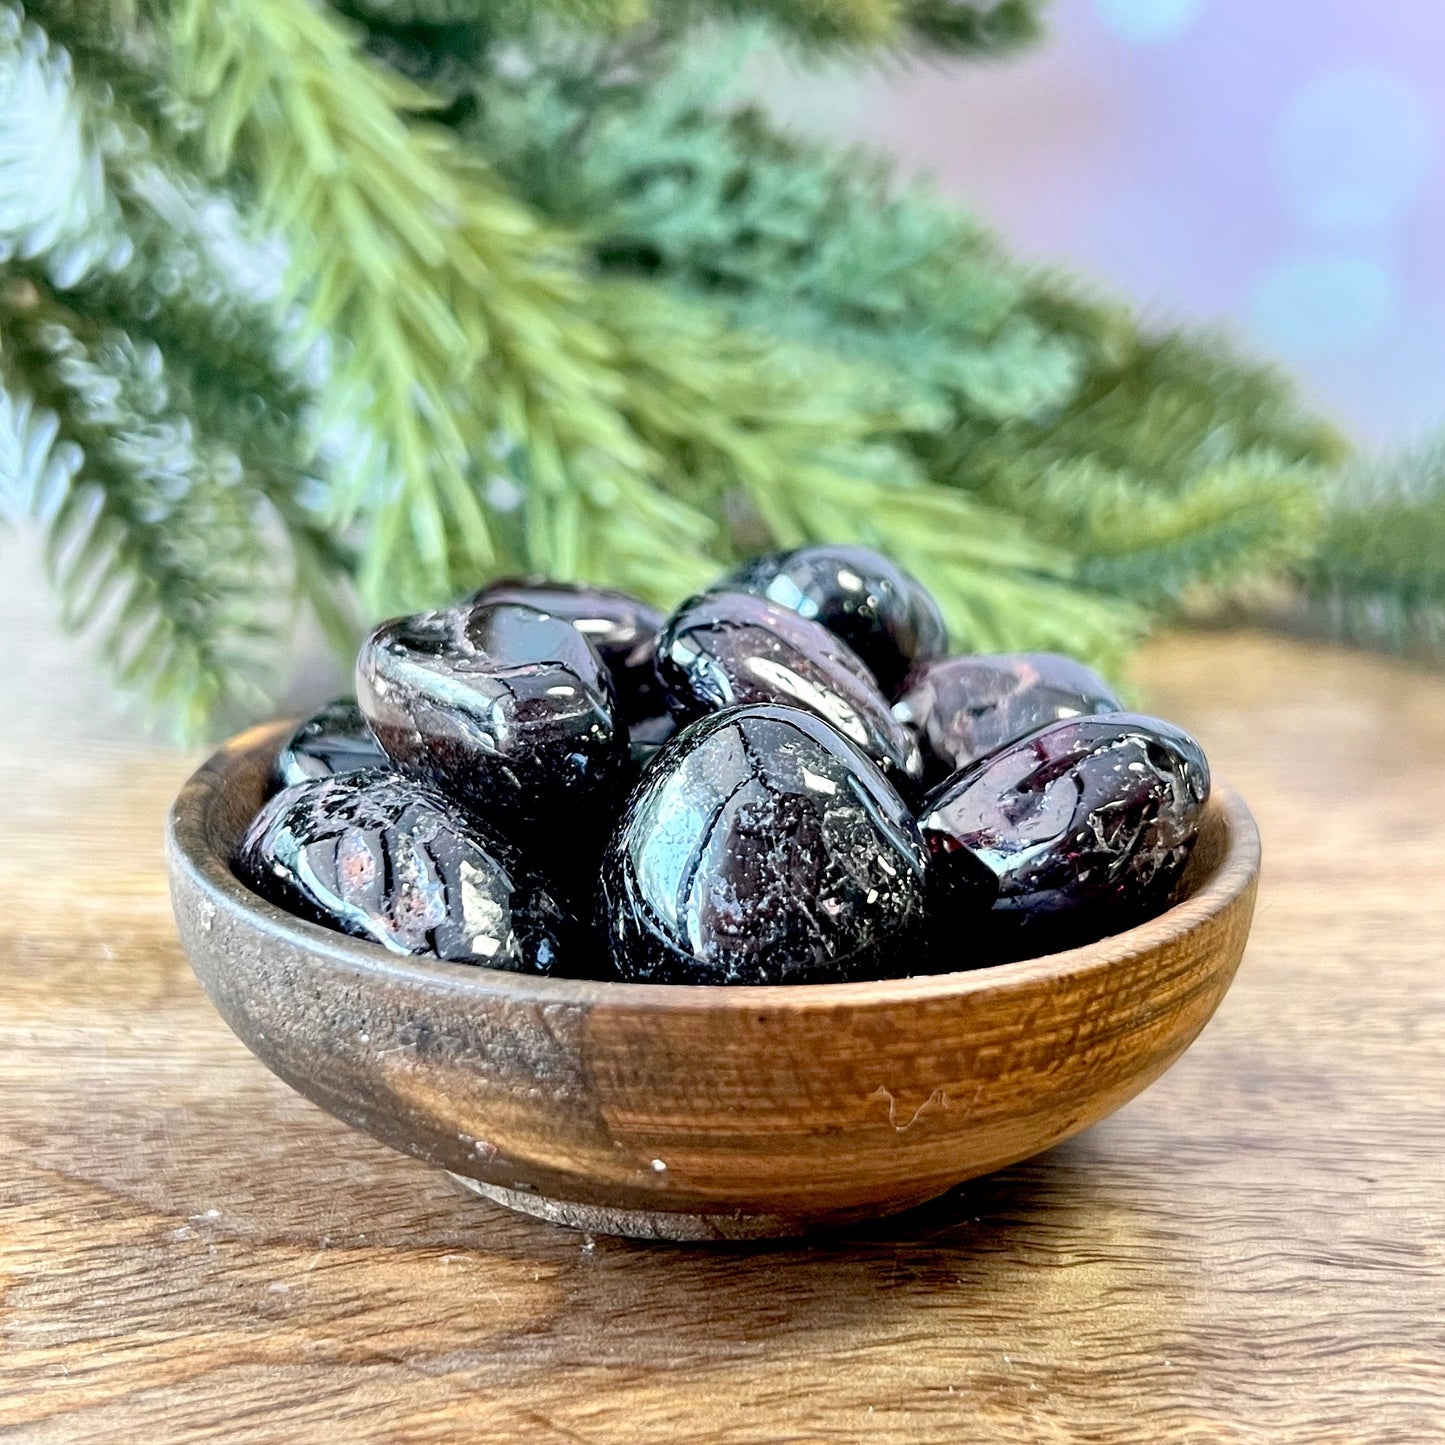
[168,719,1261,1015]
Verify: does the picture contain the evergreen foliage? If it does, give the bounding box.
[0,9,354,728]
[1300,437,1445,658]
[463,30,1341,614]
[338,0,1046,55]
[0,0,1408,739]
[0,276,276,732]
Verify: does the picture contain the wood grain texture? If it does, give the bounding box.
[1,539,1443,1442]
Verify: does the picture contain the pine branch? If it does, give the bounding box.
[41,208,363,654]
[983,451,1323,604]
[14,0,1091,716]
[0,277,282,736]
[140,0,832,612]
[1298,437,1445,657]
[467,30,1342,621]
[672,0,906,50]
[340,0,643,28]
[4,5,362,676]
[0,7,133,282]
[1,0,1362,733]
[136,0,1053,639]
[956,329,1345,492]
[592,271,1137,658]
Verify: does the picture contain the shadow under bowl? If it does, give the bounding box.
[167,720,1260,1240]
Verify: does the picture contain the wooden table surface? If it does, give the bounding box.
[2,540,1443,1442]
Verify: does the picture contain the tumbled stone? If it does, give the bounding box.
[599,704,930,984]
[271,699,387,793]
[235,769,577,973]
[918,712,1210,955]
[657,590,923,786]
[356,600,628,849]
[725,544,946,694]
[468,578,666,724]
[894,652,1120,778]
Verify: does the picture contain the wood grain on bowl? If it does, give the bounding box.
[167,720,1258,1239]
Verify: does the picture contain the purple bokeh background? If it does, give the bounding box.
[778,0,1445,444]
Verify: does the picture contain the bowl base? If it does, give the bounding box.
[445,1172,941,1241]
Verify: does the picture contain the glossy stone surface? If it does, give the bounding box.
[657,591,923,786]
[918,712,1210,954]
[599,705,930,985]
[725,544,947,694]
[356,600,628,846]
[271,699,387,793]
[234,769,575,973]
[468,578,666,723]
[894,652,1121,778]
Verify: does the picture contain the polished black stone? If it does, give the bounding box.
[894,652,1120,779]
[599,705,930,985]
[725,544,946,694]
[234,769,576,973]
[468,578,666,723]
[271,699,387,793]
[657,590,923,786]
[356,600,628,849]
[918,712,1210,955]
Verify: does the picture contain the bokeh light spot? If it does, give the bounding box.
[1274,69,1433,236]
[1249,256,1394,356]
[1093,0,1203,46]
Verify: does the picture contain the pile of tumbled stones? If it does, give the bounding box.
[235,545,1210,985]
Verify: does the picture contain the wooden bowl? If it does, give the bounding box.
[167,720,1260,1240]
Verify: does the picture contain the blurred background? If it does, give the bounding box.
[767,0,1445,444]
